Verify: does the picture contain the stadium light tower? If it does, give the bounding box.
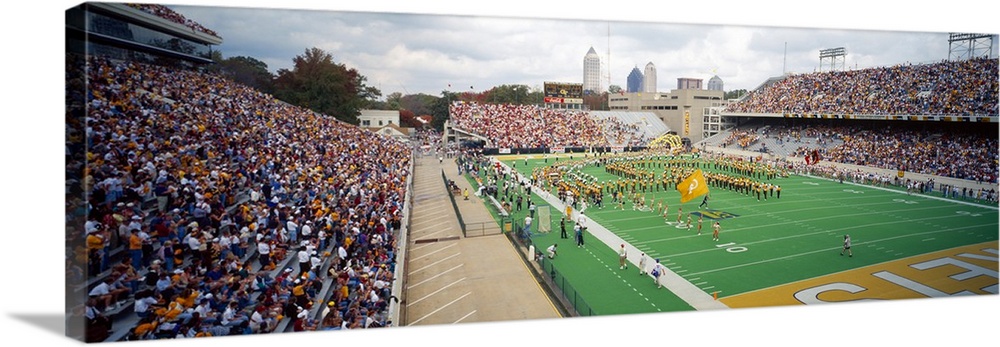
[948,33,994,61]
[819,47,847,72]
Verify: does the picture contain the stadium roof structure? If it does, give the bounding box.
[67,2,222,65]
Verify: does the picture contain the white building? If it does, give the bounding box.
[583,47,602,94]
[643,62,657,93]
[358,109,400,128]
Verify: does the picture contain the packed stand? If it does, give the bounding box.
[79,56,409,341]
[720,129,761,150]
[726,57,998,116]
[760,121,997,183]
[594,117,644,146]
[449,102,609,148]
[126,3,221,38]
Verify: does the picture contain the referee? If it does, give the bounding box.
[840,234,853,257]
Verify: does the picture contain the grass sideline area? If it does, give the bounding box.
[465,152,999,316]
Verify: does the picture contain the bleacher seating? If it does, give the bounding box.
[77,54,409,340]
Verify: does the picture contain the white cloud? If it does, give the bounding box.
[171,1,998,97]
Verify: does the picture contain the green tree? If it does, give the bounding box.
[272,47,381,124]
[608,84,623,94]
[430,91,457,131]
[725,89,748,100]
[400,93,438,116]
[385,92,403,110]
[218,56,274,93]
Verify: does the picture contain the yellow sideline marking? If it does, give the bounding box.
[720,241,999,308]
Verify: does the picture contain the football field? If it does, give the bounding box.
[480,154,998,316]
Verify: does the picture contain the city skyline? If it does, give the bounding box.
[171,1,999,99]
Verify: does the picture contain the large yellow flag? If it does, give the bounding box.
[676,169,710,203]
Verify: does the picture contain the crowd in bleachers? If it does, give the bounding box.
[77,55,409,341]
[726,57,998,116]
[594,117,643,146]
[762,122,996,183]
[720,129,761,149]
[449,102,610,148]
[126,3,221,38]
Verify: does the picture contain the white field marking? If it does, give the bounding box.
[684,223,996,276]
[409,253,462,274]
[635,205,986,247]
[871,272,975,297]
[605,214,674,223]
[733,200,975,223]
[453,310,477,324]
[664,219,994,260]
[724,244,999,298]
[412,219,452,230]
[800,173,999,211]
[412,227,459,241]
[409,243,459,262]
[760,189,999,217]
[702,286,715,290]
[408,292,472,325]
[408,264,465,288]
[407,278,468,306]
[923,238,936,242]
[695,282,708,286]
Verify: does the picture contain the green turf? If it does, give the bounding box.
[468,154,998,316]
[462,168,696,315]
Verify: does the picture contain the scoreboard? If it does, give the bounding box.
[543,82,584,104]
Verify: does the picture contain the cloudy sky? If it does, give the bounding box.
[169,1,999,98]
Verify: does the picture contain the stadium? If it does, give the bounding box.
[62,2,998,345]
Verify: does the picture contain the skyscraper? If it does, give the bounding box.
[643,62,657,93]
[626,66,643,93]
[583,46,601,94]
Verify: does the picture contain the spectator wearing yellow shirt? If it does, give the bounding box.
[129,229,143,271]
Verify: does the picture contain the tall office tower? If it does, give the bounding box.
[643,62,657,93]
[583,46,602,94]
[626,66,643,93]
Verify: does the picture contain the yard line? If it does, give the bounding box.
[637,209,988,248]
[799,173,1000,211]
[684,223,997,276]
[605,214,670,223]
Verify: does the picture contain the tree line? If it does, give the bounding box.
[208,47,746,131]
